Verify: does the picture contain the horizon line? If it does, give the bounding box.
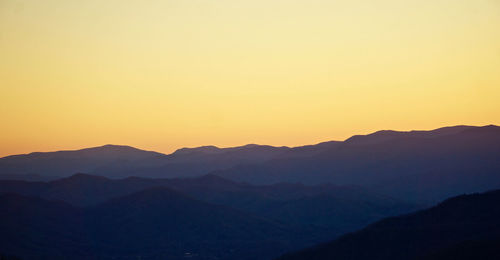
[1,124,496,158]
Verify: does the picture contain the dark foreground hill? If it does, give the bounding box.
[277,189,500,260]
[0,188,301,260]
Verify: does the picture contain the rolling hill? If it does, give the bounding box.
[0,173,419,236]
[0,188,300,260]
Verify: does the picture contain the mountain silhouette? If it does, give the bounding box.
[0,193,86,259]
[0,144,293,180]
[1,125,499,259]
[2,125,498,202]
[0,144,164,180]
[277,189,500,260]
[0,188,302,260]
[84,187,299,260]
[215,125,500,203]
[0,173,419,237]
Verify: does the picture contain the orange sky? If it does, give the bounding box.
[1,0,499,157]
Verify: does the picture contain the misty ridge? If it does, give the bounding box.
[1,124,500,260]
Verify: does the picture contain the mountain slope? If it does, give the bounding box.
[2,125,498,189]
[0,144,294,179]
[0,193,88,259]
[2,125,498,203]
[84,187,299,260]
[216,125,500,203]
[0,188,303,260]
[0,173,419,238]
[0,144,165,179]
[277,189,500,260]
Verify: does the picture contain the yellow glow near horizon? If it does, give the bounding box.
[1,0,499,156]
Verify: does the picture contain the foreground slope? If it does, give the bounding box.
[277,189,500,260]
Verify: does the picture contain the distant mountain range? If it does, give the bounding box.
[215,125,500,203]
[277,189,500,260]
[1,125,499,259]
[1,125,499,204]
[0,143,308,180]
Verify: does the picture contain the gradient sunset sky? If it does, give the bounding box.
[1,0,499,157]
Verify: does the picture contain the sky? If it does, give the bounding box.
[1,0,499,157]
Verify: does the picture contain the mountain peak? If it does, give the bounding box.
[97,144,138,150]
[172,145,222,155]
[83,144,163,154]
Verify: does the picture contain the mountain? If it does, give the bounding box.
[277,189,500,260]
[0,193,87,259]
[0,188,303,260]
[121,144,292,178]
[0,144,293,180]
[215,125,500,203]
[343,125,477,145]
[2,125,498,259]
[0,173,419,237]
[83,187,300,260]
[2,125,499,203]
[0,144,165,179]
[260,188,418,232]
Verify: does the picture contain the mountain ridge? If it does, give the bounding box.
[1,124,499,202]
[0,188,301,260]
[3,124,493,160]
[276,189,500,260]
